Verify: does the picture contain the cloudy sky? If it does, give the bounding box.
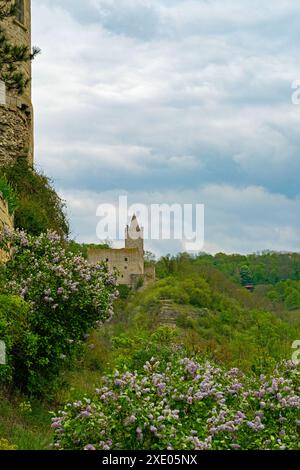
[31,0,300,256]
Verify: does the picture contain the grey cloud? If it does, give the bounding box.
[31,0,300,253]
[92,0,160,40]
[60,185,300,255]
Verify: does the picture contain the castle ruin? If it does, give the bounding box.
[87,215,155,288]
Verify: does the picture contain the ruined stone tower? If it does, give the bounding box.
[125,214,144,254]
[0,0,34,166]
[87,216,155,287]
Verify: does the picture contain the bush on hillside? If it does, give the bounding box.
[106,272,298,373]
[267,280,300,310]
[0,439,17,450]
[117,285,131,300]
[51,357,300,450]
[0,176,17,214]
[0,228,118,395]
[0,160,69,237]
[0,295,30,385]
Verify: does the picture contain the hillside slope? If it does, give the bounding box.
[74,263,299,384]
[1,256,299,450]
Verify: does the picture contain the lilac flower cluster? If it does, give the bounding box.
[0,228,117,394]
[52,357,300,450]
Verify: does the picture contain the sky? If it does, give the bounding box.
[31,0,300,256]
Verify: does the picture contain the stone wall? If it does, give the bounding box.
[87,218,154,288]
[88,247,144,286]
[0,194,14,262]
[0,0,33,166]
[0,101,32,165]
[144,265,156,285]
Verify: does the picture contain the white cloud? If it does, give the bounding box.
[31,0,300,254]
[59,184,300,256]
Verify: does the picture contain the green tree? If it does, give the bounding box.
[240,265,253,286]
[284,287,300,310]
[144,251,156,264]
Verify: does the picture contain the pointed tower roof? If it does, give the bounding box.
[130,214,141,232]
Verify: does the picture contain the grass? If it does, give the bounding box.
[0,390,51,450]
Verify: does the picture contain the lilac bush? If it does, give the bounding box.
[0,228,117,394]
[52,357,300,450]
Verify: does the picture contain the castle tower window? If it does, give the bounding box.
[125,257,128,262]
[16,0,25,25]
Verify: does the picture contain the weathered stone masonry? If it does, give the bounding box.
[0,194,13,262]
[0,195,13,230]
[0,103,32,165]
[0,0,33,166]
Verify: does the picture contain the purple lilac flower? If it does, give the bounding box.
[84,445,96,451]
[136,427,143,441]
[124,415,137,426]
[80,410,91,418]
[231,444,241,450]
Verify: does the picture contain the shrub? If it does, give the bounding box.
[150,326,179,344]
[0,160,69,237]
[111,333,135,350]
[0,295,30,385]
[117,285,131,300]
[0,176,17,214]
[0,438,17,450]
[0,229,118,395]
[67,241,88,259]
[284,288,300,311]
[51,357,300,450]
